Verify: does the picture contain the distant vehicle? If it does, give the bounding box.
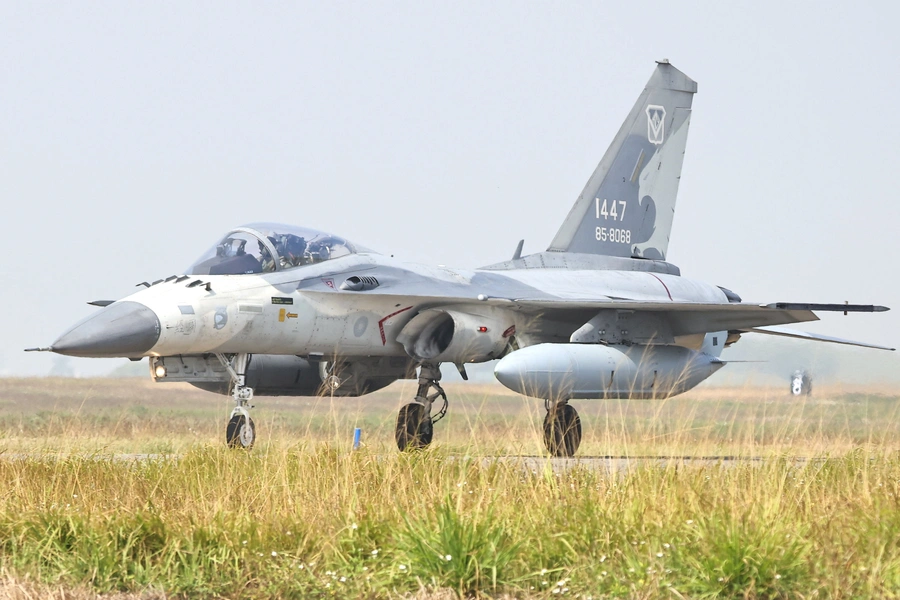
[791,370,813,396]
[28,61,893,456]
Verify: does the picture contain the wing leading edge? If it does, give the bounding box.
[483,298,891,347]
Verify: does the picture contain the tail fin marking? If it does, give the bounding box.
[548,62,697,261]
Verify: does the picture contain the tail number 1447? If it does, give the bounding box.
[595,198,627,221]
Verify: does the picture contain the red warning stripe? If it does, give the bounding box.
[648,273,673,301]
[378,306,413,345]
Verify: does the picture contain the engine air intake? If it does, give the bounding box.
[340,276,380,291]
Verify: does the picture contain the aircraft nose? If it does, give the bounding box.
[51,301,161,358]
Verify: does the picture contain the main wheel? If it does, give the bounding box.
[226,414,256,449]
[790,373,812,396]
[396,403,433,451]
[543,403,582,457]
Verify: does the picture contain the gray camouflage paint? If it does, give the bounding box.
[548,62,697,260]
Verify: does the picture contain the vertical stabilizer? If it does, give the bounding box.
[548,61,697,260]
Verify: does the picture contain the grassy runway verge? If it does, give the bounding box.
[0,378,899,598]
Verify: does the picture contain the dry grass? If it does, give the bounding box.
[1,377,898,457]
[0,576,166,600]
[0,377,899,598]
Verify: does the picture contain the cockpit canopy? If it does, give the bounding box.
[189,223,362,275]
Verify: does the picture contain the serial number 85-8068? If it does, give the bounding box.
[596,227,631,244]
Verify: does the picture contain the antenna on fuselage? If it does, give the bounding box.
[512,239,524,261]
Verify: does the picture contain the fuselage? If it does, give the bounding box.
[52,251,731,361]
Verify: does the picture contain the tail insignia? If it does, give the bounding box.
[646,105,666,144]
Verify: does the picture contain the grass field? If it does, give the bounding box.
[1,377,899,598]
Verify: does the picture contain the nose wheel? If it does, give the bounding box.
[215,352,257,450]
[543,400,582,457]
[226,412,256,448]
[395,364,447,451]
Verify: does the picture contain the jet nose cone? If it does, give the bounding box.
[52,301,161,358]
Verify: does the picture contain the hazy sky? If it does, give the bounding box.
[2,1,898,377]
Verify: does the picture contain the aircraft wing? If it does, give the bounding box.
[301,285,889,346]
[482,298,888,338]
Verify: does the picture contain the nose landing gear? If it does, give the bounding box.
[216,352,256,449]
[543,400,581,457]
[396,364,447,451]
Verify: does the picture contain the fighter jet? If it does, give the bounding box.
[28,61,893,456]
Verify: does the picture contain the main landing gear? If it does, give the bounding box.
[216,353,257,449]
[396,364,448,451]
[543,399,582,457]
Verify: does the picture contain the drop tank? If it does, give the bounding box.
[493,343,723,400]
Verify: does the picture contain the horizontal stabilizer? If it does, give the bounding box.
[744,325,895,351]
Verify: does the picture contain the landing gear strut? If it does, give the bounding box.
[543,399,581,457]
[396,364,447,451]
[216,353,256,449]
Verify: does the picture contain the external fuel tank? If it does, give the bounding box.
[493,343,723,400]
